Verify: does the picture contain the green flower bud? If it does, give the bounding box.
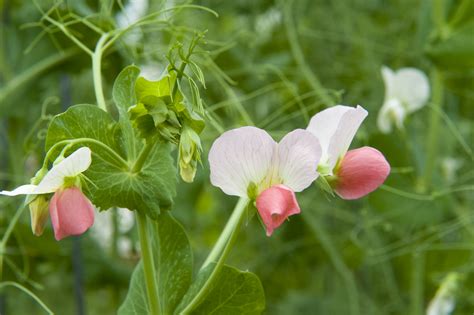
[178,126,202,183]
[28,195,50,236]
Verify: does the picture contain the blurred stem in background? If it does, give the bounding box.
[0,49,78,109]
[418,0,446,193]
[282,0,333,107]
[0,206,27,280]
[303,210,360,315]
[420,69,444,192]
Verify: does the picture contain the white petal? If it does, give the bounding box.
[307,105,350,162]
[209,127,276,197]
[0,184,37,196]
[392,68,430,112]
[381,66,396,100]
[307,105,367,172]
[276,129,321,192]
[327,105,368,169]
[35,147,92,194]
[377,99,406,133]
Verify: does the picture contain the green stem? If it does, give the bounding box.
[419,69,443,192]
[0,281,54,314]
[136,212,161,315]
[0,206,27,280]
[0,49,78,107]
[410,253,425,315]
[43,137,129,170]
[92,33,110,111]
[282,0,333,107]
[132,138,157,173]
[181,197,250,315]
[201,197,249,270]
[302,211,360,315]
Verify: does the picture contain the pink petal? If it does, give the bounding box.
[255,185,301,236]
[334,146,390,200]
[49,187,95,241]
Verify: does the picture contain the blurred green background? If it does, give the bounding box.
[0,0,473,314]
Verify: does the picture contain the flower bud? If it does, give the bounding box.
[332,146,390,199]
[28,195,50,236]
[178,126,202,183]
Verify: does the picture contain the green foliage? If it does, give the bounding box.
[1,0,473,314]
[119,212,193,314]
[176,264,265,315]
[45,104,176,218]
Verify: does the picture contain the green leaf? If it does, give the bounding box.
[118,212,193,315]
[426,21,474,69]
[176,264,266,315]
[87,142,176,218]
[113,65,141,160]
[45,105,176,218]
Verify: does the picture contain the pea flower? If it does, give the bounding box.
[208,127,321,236]
[307,105,390,199]
[0,147,95,240]
[377,66,430,133]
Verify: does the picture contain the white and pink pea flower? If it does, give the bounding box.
[0,147,95,241]
[377,66,430,133]
[208,127,322,236]
[307,105,390,200]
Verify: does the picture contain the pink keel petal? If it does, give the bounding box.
[334,146,390,200]
[256,185,301,236]
[49,187,95,241]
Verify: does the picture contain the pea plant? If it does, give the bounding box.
[0,2,394,314]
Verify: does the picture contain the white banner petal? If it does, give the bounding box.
[307,105,351,163]
[307,105,367,172]
[0,184,37,196]
[392,68,430,113]
[327,105,368,169]
[35,147,92,194]
[209,127,276,197]
[381,66,396,100]
[277,129,321,192]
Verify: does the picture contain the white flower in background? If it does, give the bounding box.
[0,147,94,240]
[255,7,282,42]
[90,208,135,257]
[441,157,463,184]
[377,66,430,133]
[307,105,390,199]
[427,273,459,315]
[116,0,149,44]
[209,127,321,236]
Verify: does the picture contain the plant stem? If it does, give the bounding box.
[201,197,249,270]
[181,197,250,314]
[92,33,110,112]
[43,138,129,170]
[410,253,425,315]
[136,211,161,315]
[419,68,443,192]
[0,281,54,315]
[0,205,27,280]
[0,49,78,107]
[302,211,360,315]
[282,0,333,107]
[132,138,157,173]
